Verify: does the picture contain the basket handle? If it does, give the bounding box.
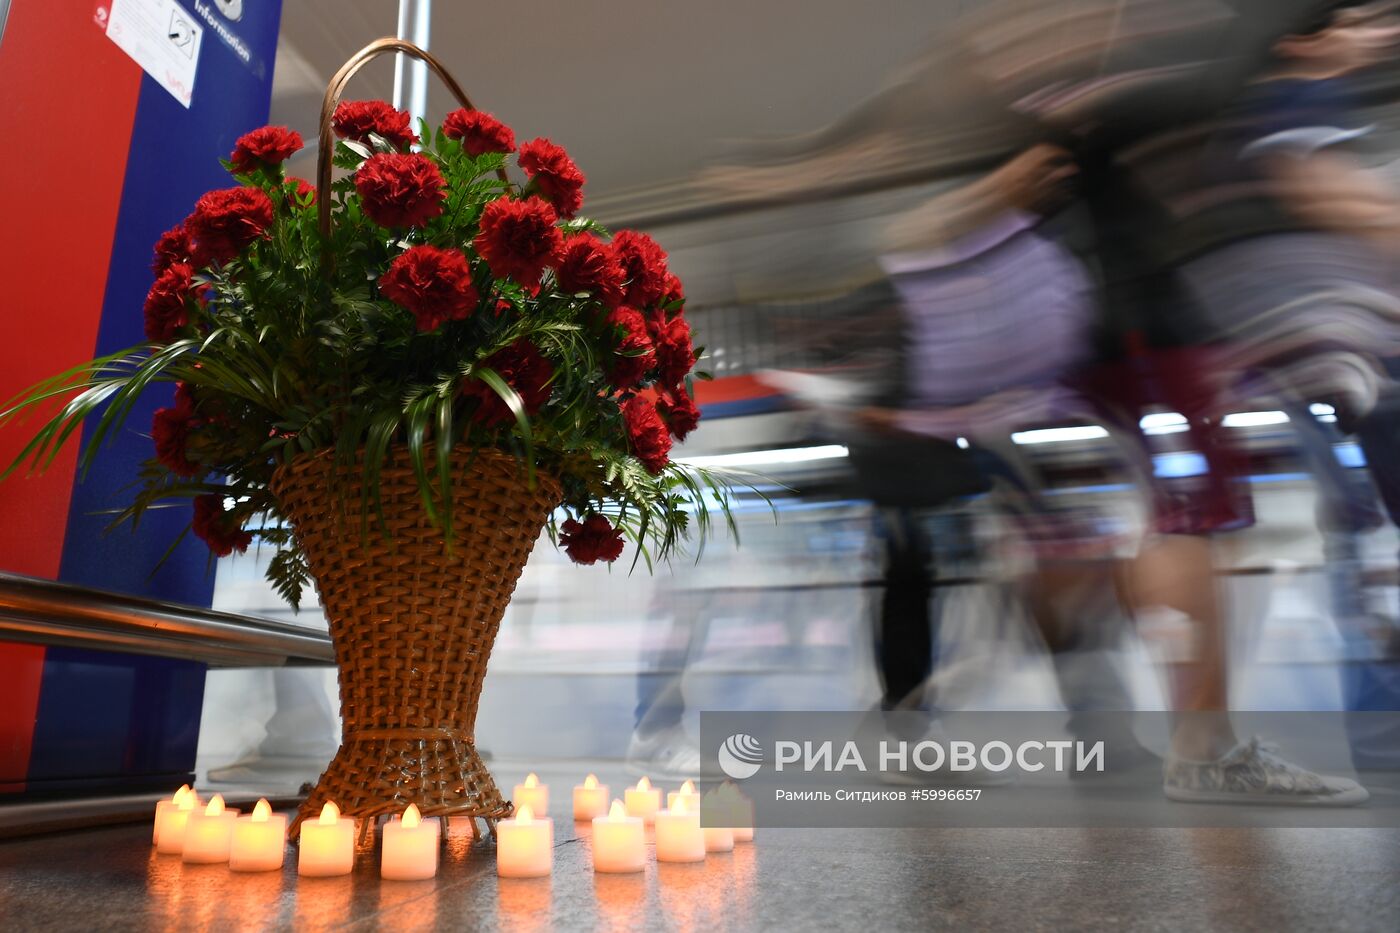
[316,37,503,237]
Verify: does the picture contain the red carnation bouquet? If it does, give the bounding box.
[2,104,737,606]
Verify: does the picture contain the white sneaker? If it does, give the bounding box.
[625,724,709,779]
[1164,737,1369,806]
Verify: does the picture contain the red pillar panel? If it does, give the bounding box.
[0,643,46,791]
[0,1,143,579]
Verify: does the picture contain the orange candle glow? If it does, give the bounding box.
[592,800,645,874]
[381,803,440,881]
[152,784,192,846]
[666,779,701,813]
[573,773,610,822]
[298,801,355,877]
[155,788,201,855]
[513,772,550,817]
[654,797,705,863]
[230,799,287,872]
[624,775,662,824]
[182,794,238,863]
[496,804,552,878]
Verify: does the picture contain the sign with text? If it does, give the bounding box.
[700,711,1400,828]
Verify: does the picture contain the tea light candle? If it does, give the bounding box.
[298,801,355,877]
[229,799,287,872]
[705,784,739,851]
[182,794,238,863]
[592,800,644,873]
[155,789,201,854]
[704,825,734,852]
[666,779,701,813]
[496,805,552,878]
[654,797,705,863]
[714,783,755,842]
[513,772,549,817]
[153,784,193,846]
[382,804,440,881]
[624,776,662,823]
[573,774,610,822]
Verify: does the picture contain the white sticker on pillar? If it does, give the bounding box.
[103,0,203,108]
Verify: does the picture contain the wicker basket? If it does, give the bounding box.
[272,447,560,841]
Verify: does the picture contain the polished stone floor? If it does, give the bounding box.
[1,816,1397,932]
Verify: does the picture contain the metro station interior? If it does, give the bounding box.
[2,2,1399,930]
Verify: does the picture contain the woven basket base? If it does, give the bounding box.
[293,731,510,845]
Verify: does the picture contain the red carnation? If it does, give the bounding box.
[151,223,192,274]
[461,339,555,427]
[354,153,447,228]
[229,125,303,174]
[192,494,252,558]
[379,245,480,331]
[288,176,316,206]
[560,514,626,565]
[442,109,516,157]
[144,263,195,343]
[622,396,672,474]
[331,100,417,149]
[652,315,696,385]
[611,230,670,307]
[604,306,655,389]
[518,137,585,219]
[187,187,274,266]
[658,385,701,440]
[660,272,685,309]
[151,404,201,477]
[474,196,563,289]
[555,234,625,308]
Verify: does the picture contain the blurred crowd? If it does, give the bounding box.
[628,0,1400,804]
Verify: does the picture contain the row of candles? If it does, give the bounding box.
[152,774,754,881]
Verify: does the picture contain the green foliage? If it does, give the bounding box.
[0,121,742,608]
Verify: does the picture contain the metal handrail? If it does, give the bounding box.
[0,572,333,667]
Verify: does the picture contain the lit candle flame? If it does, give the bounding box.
[680,779,696,794]
[584,774,599,789]
[516,805,534,824]
[607,800,627,820]
[252,799,272,822]
[673,797,689,815]
[403,803,421,829]
[206,794,225,817]
[319,801,340,825]
[177,791,197,812]
[172,784,191,804]
[524,772,539,788]
[636,776,651,791]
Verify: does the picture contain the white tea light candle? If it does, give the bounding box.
[718,783,755,842]
[155,789,200,855]
[381,804,440,881]
[230,799,287,872]
[624,775,662,824]
[666,779,701,813]
[573,773,610,822]
[705,784,739,851]
[496,805,552,878]
[654,797,705,863]
[153,784,192,846]
[513,772,549,817]
[182,794,237,864]
[591,800,644,873]
[298,801,355,877]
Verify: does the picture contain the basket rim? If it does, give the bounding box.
[270,443,562,499]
